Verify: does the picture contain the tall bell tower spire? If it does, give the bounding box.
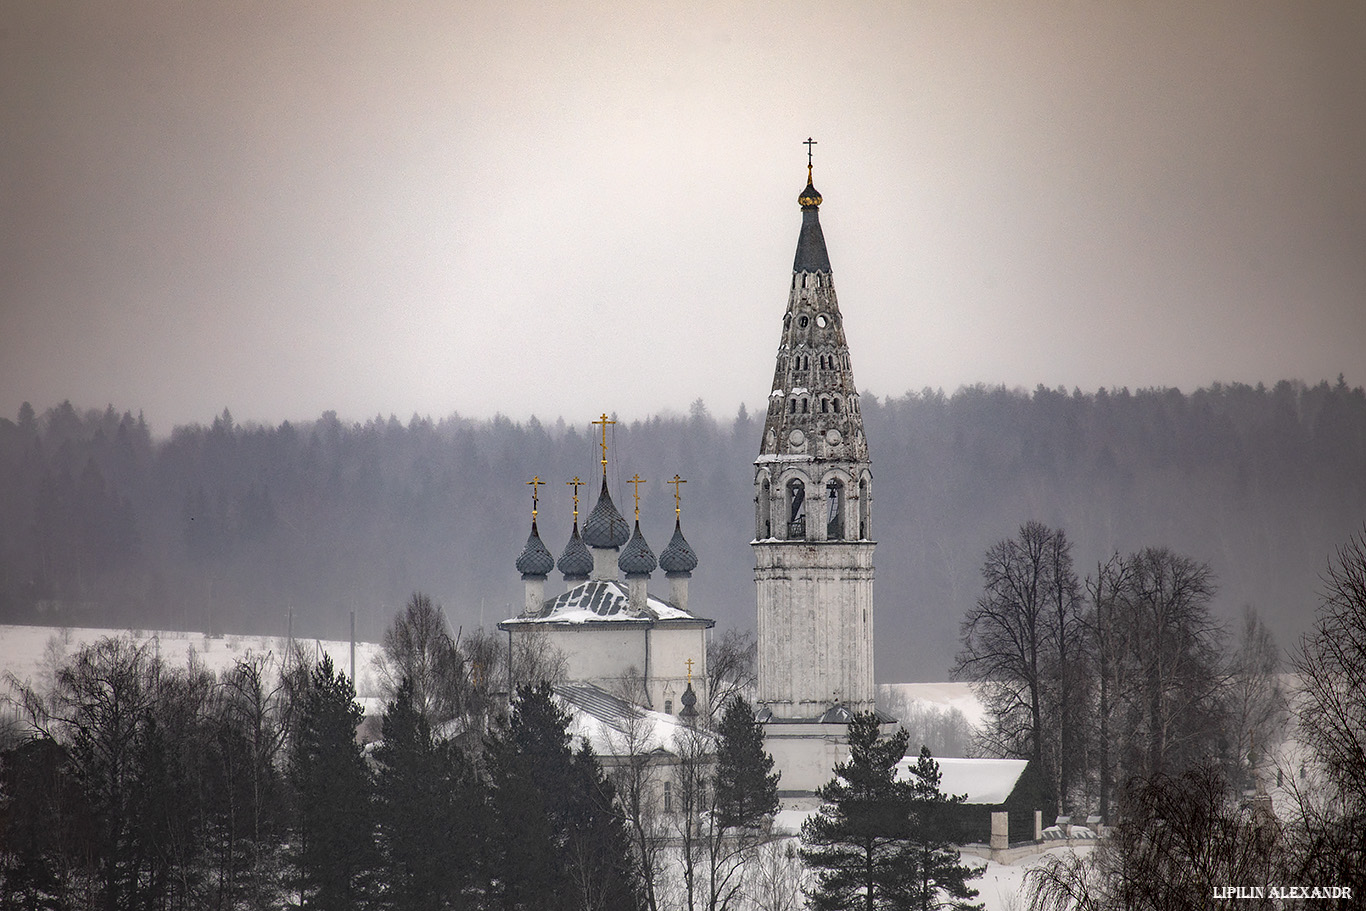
[754,144,876,735]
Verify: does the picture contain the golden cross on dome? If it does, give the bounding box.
[669,474,687,518]
[526,476,545,518]
[685,657,695,683]
[627,474,646,520]
[592,413,615,476]
[567,476,584,521]
[804,136,817,180]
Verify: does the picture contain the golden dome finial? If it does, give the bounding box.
[800,137,822,207]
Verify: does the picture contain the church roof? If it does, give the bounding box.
[582,476,630,548]
[617,520,657,575]
[554,682,710,757]
[500,579,712,626]
[658,519,698,574]
[514,520,555,577]
[556,521,594,578]
[895,757,1030,806]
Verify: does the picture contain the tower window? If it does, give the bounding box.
[787,479,806,538]
[789,398,797,414]
[664,781,673,812]
[827,478,845,540]
[802,398,809,414]
[859,477,870,538]
[833,397,841,413]
[799,315,809,328]
[821,398,828,413]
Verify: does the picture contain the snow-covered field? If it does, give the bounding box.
[0,623,384,701]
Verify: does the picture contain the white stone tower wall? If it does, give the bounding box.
[754,540,875,717]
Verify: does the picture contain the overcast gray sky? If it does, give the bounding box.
[3,1,1364,432]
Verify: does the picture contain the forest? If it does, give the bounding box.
[1,376,1363,681]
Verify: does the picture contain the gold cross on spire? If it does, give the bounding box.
[526,476,545,519]
[804,136,817,181]
[669,474,687,518]
[627,474,646,520]
[685,657,694,683]
[592,413,616,477]
[567,476,584,521]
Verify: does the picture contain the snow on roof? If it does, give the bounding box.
[555,682,707,757]
[897,757,1029,805]
[503,579,708,625]
[878,682,987,727]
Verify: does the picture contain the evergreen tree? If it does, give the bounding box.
[486,683,643,911]
[373,677,486,911]
[801,713,919,911]
[289,654,376,910]
[904,747,984,911]
[712,695,779,830]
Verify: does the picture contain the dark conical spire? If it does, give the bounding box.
[794,151,831,274]
[515,519,555,577]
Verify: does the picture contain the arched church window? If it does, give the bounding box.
[665,699,673,715]
[833,397,841,413]
[786,479,806,538]
[821,398,828,414]
[789,398,797,414]
[801,398,809,414]
[664,781,673,812]
[826,478,845,540]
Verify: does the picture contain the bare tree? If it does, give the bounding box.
[508,627,568,690]
[1286,528,1366,893]
[1224,605,1287,790]
[955,522,1083,813]
[706,629,756,722]
[373,592,464,726]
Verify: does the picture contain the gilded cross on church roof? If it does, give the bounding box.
[567,476,584,521]
[526,476,544,519]
[628,474,646,520]
[669,474,687,518]
[592,413,615,476]
[804,136,817,181]
[685,657,694,683]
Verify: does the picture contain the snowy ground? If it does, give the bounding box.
[0,623,384,701]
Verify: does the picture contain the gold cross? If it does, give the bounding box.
[668,474,687,518]
[685,657,694,683]
[592,413,616,476]
[627,474,646,520]
[804,136,817,180]
[567,476,584,521]
[526,476,544,518]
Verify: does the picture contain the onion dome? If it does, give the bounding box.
[658,518,698,575]
[617,520,657,575]
[515,520,555,578]
[679,680,699,721]
[583,476,630,548]
[798,178,822,208]
[557,522,593,578]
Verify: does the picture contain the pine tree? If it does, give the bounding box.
[713,695,779,830]
[289,654,376,910]
[801,713,919,911]
[904,747,984,911]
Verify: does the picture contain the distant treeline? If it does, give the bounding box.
[1,378,1363,680]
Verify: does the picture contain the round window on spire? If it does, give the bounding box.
[799,315,809,329]
[816,314,828,328]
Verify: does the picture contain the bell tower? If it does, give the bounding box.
[754,144,875,726]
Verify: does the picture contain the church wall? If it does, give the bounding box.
[648,624,708,713]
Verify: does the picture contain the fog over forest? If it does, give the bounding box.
[2,377,1363,681]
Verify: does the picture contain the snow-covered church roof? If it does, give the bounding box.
[502,579,710,626]
[895,756,1029,805]
[555,682,708,757]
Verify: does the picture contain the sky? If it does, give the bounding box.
[3,1,1364,433]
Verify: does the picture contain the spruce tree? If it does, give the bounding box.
[374,677,487,911]
[904,747,984,911]
[801,713,919,911]
[486,683,643,911]
[289,654,376,910]
[713,695,779,830]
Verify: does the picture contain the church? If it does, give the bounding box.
[501,148,890,797]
